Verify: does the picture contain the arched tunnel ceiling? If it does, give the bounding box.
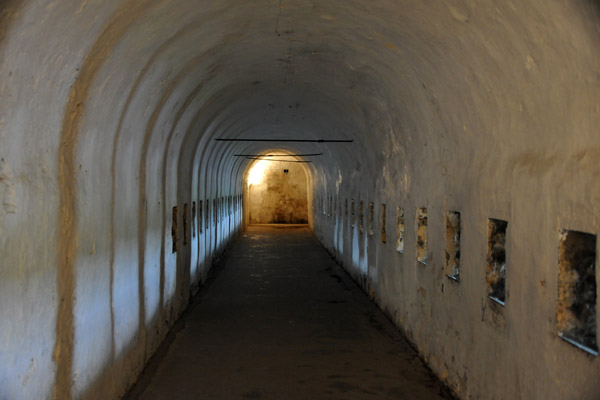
[3,0,600,195]
[2,1,600,398]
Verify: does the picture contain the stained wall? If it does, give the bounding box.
[247,159,309,224]
[0,1,599,399]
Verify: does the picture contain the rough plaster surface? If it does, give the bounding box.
[0,0,599,399]
[248,160,308,224]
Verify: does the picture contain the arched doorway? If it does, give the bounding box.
[243,151,312,226]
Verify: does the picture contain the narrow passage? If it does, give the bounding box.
[128,226,453,400]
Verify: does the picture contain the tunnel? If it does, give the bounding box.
[1,1,600,399]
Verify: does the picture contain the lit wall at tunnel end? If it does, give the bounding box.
[242,149,314,230]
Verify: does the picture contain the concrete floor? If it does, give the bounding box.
[126,226,453,400]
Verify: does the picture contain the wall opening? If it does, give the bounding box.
[328,196,333,219]
[557,229,598,355]
[171,206,178,253]
[219,197,222,221]
[213,199,217,224]
[198,200,203,233]
[332,196,334,219]
[345,198,348,219]
[334,196,338,219]
[416,207,428,265]
[446,211,461,281]
[244,151,310,225]
[192,202,196,238]
[487,218,508,305]
[396,207,404,253]
[359,200,364,234]
[205,199,210,230]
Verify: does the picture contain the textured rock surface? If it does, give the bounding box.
[0,0,599,399]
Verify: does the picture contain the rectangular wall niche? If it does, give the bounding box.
[171,206,178,253]
[333,197,337,219]
[333,196,335,218]
[359,201,364,233]
[396,207,404,253]
[380,204,387,244]
[486,218,508,305]
[192,202,196,238]
[205,199,210,229]
[199,200,203,233]
[445,211,461,281]
[351,199,355,229]
[557,230,598,355]
[368,202,375,236]
[416,207,428,264]
[183,203,189,246]
[213,199,217,223]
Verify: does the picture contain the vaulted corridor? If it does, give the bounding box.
[127,226,451,399]
[1,1,600,399]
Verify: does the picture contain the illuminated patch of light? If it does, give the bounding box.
[247,159,269,186]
